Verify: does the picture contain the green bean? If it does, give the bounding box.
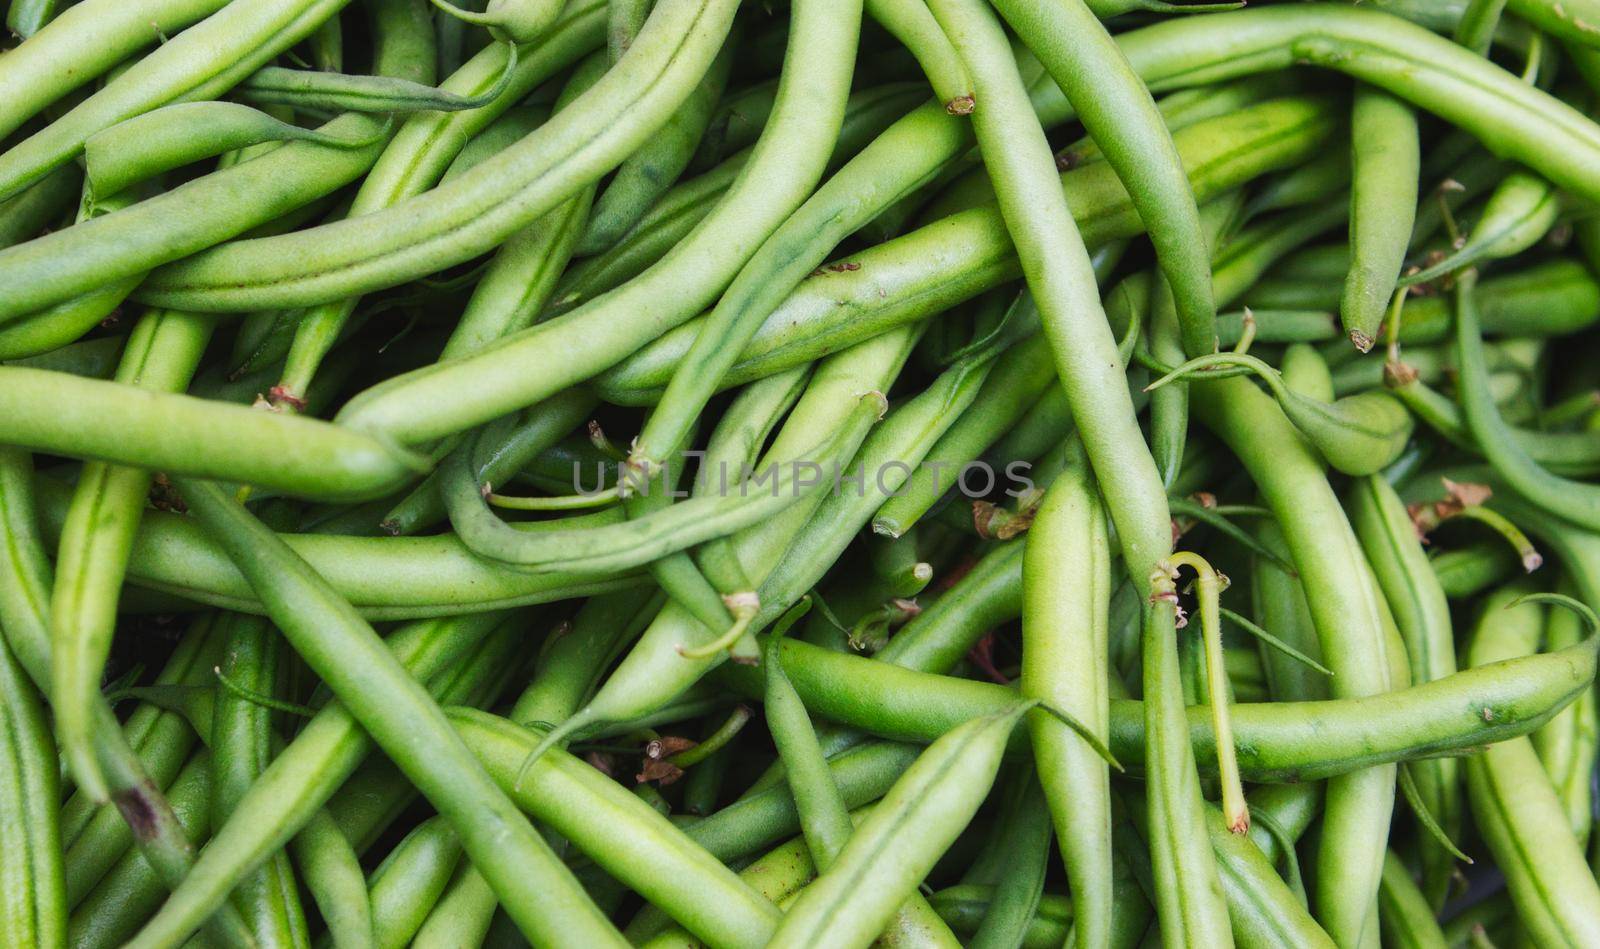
[1376,851,1449,949]
[1403,170,1560,286]
[1532,579,1598,847]
[4,0,56,37]
[0,0,232,142]
[290,808,373,949]
[1506,0,1600,49]
[120,610,510,946]
[365,816,462,949]
[727,631,1595,780]
[1343,86,1418,351]
[0,0,439,327]
[168,478,628,948]
[1152,350,1414,476]
[1463,585,1600,946]
[82,101,382,200]
[0,163,77,251]
[451,708,782,947]
[864,0,971,109]
[65,752,213,949]
[992,0,1218,360]
[1455,270,1600,531]
[51,309,214,805]
[0,615,63,949]
[923,4,1226,947]
[209,613,311,946]
[1022,450,1113,949]
[555,82,925,315]
[0,366,423,500]
[0,0,357,201]
[270,2,604,406]
[765,703,1030,948]
[1188,369,1400,945]
[593,168,1155,402]
[928,886,1073,949]
[963,768,1051,949]
[1350,474,1462,908]
[236,53,517,114]
[577,42,731,255]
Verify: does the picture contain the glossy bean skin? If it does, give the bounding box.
[1021,451,1114,949]
[1376,852,1448,949]
[1533,581,1599,847]
[1342,86,1417,351]
[1463,587,1600,946]
[0,0,357,201]
[167,480,627,948]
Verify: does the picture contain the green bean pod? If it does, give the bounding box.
[724,632,1595,782]
[169,479,628,948]
[364,816,462,949]
[1402,169,1560,286]
[0,366,423,500]
[1455,270,1600,531]
[992,0,1218,359]
[1389,373,1600,477]
[1153,350,1413,476]
[82,101,384,201]
[290,809,374,949]
[1188,369,1400,945]
[1463,586,1600,946]
[1350,474,1463,907]
[0,0,232,142]
[1532,581,1599,847]
[595,96,1331,407]
[450,708,781,947]
[1021,451,1113,949]
[864,0,970,107]
[766,703,1030,949]
[51,309,215,803]
[0,0,356,201]
[0,164,78,252]
[236,57,517,114]
[1376,851,1449,949]
[1342,85,1418,351]
[577,41,731,254]
[209,613,311,946]
[0,624,64,949]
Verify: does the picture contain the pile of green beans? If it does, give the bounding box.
[5,0,1600,945]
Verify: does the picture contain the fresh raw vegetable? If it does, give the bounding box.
[2,1,1599,946]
